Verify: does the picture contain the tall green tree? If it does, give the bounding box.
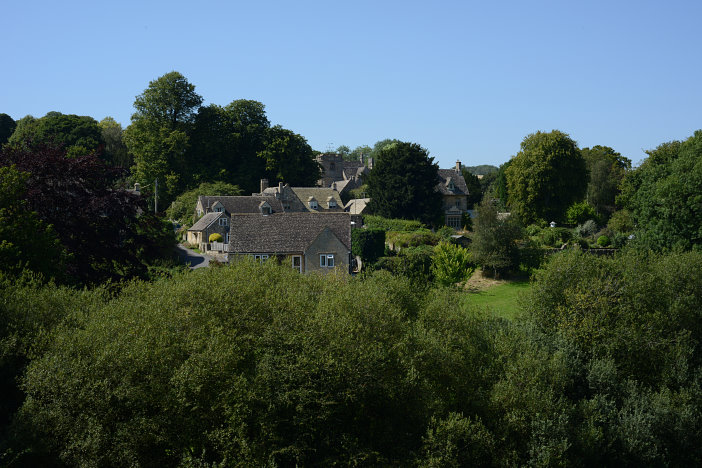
[506,130,587,224]
[366,142,443,225]
[470,198,523,277]
[581,145,630,219]
[0,114,16,146]
[124,72,203,209]
[461,168,482,208]
[258,125,321,187]
[98,117,131,168]
[349,144,372,162]
[619,130,702,251]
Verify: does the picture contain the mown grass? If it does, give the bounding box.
[462,280,531,320]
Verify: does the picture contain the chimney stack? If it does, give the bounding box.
[260,178,269,193]
[278,181,283,193]
[455,160,461,172]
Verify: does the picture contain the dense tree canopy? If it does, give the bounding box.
[581,145,630,219]
[5,112,104,159]
[258,125,321,187]
[619,130,702,251]
[0,144,174,285]
[470,198,523,277]
[98,117,131,168]
[124,72,203,208]
[366,142,443,225]
[0,165,66,281]
[0,113,16,146]
[506,130,588,224]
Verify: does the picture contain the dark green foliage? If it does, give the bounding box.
[581,145,630,219]
[363,214,425,231]
[463,164,498,175]
[351,228,385,265]
[607,209,634,234]
[166,181,241,227]
[0,166,67,281]
[506,130,588,224]
[6,112,105,159]
[0,144,175,286]
[375,245,435,285]
[619,130,702,251]
[471,198,524,277]
[0,113,16,146]
[366,142,443,225]
[257,125,321,187]
[98,117,131,168]
[460,168,482,208]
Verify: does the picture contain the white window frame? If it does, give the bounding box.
[447,216,460,229]
[291,255,302,273]
[320,253,335,268]
[328,199,337,208]
[309,200,318,210]
[218,217,229,226]
[254,254,269,262]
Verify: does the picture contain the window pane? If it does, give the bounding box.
[320,255,326,267]
[327,254,334,267]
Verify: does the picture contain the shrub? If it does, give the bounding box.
[566,201,599,225]
[539,227,572,247]
[607,209,634,234]
[431,242,475,287]
[526,224,543,237]
[208,233,223,243]
[364,215,425,232]
[597,235,611,247]
[386,229,441,249]
[351,229,385,265]
[574,220,598,239]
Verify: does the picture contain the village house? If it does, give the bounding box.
[254,179,344,213]
[437,161,470,228]
[315,152,372,201]
[187,195,283,251]
[228,212,352,274]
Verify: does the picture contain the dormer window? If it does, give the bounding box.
[259,201,272,215]
[308,197,318,210]
[327,196,337,208]
[447,180,455,191]
[212,202,225,213]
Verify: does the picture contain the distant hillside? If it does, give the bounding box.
[464,164,498,175]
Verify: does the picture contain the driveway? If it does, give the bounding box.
[175,244,210,269]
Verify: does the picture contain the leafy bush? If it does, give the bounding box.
[208,233,223,243]
[431,242,475,287]
[566,201,599,225]
[607,209,634,234]
[375,245,434,284]
[574,219,598,238]
[351,228,385,265]
[597,235,611,247]
[364,215,425,232]
[539,227,572,247]
[526,224,543,237]
[386,229,441,249]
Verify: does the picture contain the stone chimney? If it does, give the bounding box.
[133,182,140,194]
[278,181,284,193]
[455,160,461,172]
[331,181,337,191]
[260,178,269,193]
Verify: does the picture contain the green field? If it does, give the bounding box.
[462,280,531,320]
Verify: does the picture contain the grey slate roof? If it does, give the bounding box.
[188,212,221,231]
[436,169,469,196]
[228,212,351,253]
[290,188,344,211]
[198,195,284,214]
[344,198,370,214]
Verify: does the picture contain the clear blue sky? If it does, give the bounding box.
[3,0,701,168]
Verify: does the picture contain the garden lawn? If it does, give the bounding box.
[463,279,531,320]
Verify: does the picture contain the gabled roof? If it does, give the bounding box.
[344,198,370,214]
[291,188,344,211]
[436,169,469,196]
[228,212,351,253]
[198,195,284,214]
[188,212,222,231]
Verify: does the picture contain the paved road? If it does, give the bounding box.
[175,244,210,269]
